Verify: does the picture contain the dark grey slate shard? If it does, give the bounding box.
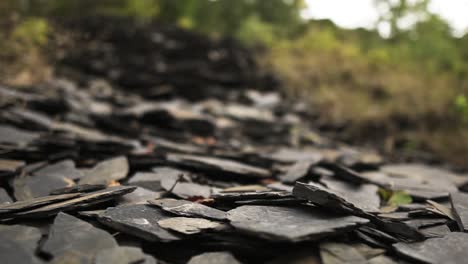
[7,186,136,218]
[320,242,385,264]
[33,160,83,180]
[403,218,448,230]
[293,181,379,214]
[0,224,42,251]
[0,193,80,214]
[419,224,451,238]
[50,184,107,195]
[79,156,129,185]
[323,163,371,184]
[161,178,212,199]
[321,178,380,213]
[187,252,241,264]
[0,159,25,173]
[128,172,165,191]
[357,226,399,244]
[148,198,226,220]
[13,173,75,200]
[377,212,410,220]
[158,217,222,234]
[166,153,271,178]
[117,187,163,205]
[95,246,150,264]
[279,158,320,184]
[42,213,117,262]
[98,204,180,242]
[0,235,43,264]
[393,232,468,264]
[0,125,40,146]
[213,191,293,202]
[450,192,468,231]
[234,197,303,206]
[0,188,12,204]
[266,148,322,164]
[227,205,368,242]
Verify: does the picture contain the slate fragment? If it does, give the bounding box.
[158,217,222,234]
[187,252,241,264]
[0,235,43,264]
[167,153,271,178]
[95,246,156,264]
[50,184,106,195]
[393,232,468,264]
[98,204,180,242]
[227,205,368,242]
[13,173,75,200]
[0,193,80,214]
[293,181,379,214]
[0,187,13,204]
[6,186,135,218]
[279,158,320,184]
[33,160,83,180]
[450,192,468,231]
[0,125,40,146]
[149,198,226,220]
[213,191,293,202]
[320,242,385,264]
[128,172,165,191]
[0,159,25,174]
[117,187,162,205]
[79,156,129,185]
[0,224,42,251]
[42,213,117,262]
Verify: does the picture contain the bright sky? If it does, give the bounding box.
[302,0,468,37]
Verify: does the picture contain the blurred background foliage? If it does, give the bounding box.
[1,0,468,167]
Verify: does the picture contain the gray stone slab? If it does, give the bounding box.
[450,192,468,231]
[79,156,129,185]
[0,224,42,252]
[149,198,226,220]
[158,217,222,234]
[279,159,320,184]
[98,204,180,242]
[167,153,271,178]
[227,205,368,242]
[33,160,83,180]
[42,213,117,262]
[187,252,241,264]
[393,232,468,264]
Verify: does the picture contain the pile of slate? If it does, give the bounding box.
[1,21,468,264]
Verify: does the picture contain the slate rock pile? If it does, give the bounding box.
[1,22,468,264]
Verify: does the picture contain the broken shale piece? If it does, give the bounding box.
[6,186,135,218]
[98,204,180,242]
[227,205,368,242]
[187,252,241,264]
[393,232,468,264]
[149,198,226,220]
[95,246,157,264]
[0,224,42,252]
[293,181,379,214]
[279,158,320,184]
[158,217,222,235]
[450,192,468,231]
[0,235,43,264]
[166,153,271,178]
[42,213,117,262]
[0,193,80,215]
[79,156,129,185]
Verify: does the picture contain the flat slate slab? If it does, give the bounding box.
[42,213,117,262]
[95,246,157,264]
[187,252,241,264]
[33,160,83,180]
[0,224,42,252]
[13,173,75,200]
[393,232,468,264]
[5,186,135,219]
[167,153,271,178]
[79,156,129,185]
[0,235,43,264]
[279,159,320,184]
[293,181,379,214]
[0,193,80,215]
[149,198,226,220]
[158,217,222,234]
[98,204,180,242]
[227,205,368,242]
[450,192,468,231]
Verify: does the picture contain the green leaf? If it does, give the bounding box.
[388,191,412,206]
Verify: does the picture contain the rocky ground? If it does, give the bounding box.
[1,20,468,264]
